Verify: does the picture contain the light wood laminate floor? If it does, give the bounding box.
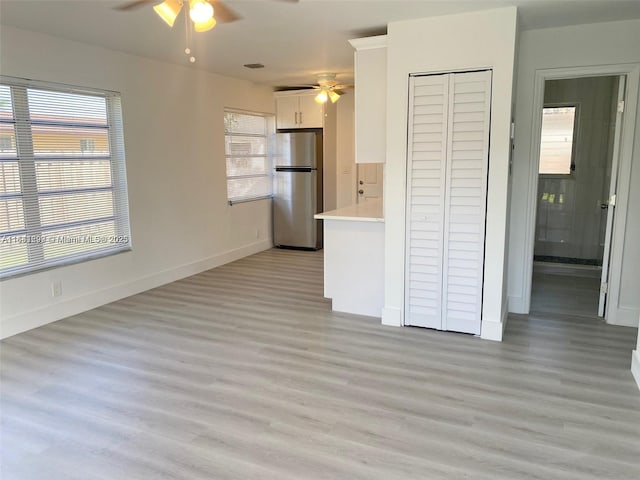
[1,249,639,480]
[531,263,602,317]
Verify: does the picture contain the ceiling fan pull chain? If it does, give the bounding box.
[184,6,196,63]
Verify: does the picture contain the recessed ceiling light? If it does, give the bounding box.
[244,63,265,69]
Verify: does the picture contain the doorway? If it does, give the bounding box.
[531,75,624,318]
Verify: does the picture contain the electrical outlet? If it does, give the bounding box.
[51,280,62,298]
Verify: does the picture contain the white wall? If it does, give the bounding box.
[383,7,518,340]
[382,7,516,340]
[0,26,275,338]
[507,19,640,327]
[336,91,356,208]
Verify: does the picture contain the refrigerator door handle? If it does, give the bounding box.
[275,167,315,173]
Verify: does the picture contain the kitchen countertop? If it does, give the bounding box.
[314,199,384,222]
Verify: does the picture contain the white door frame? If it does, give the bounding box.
[522,63,640,325]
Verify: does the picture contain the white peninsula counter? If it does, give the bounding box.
[314,200,384,318]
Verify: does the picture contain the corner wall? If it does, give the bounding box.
[383,7,518,340]
[0,26,275,338]
[507,19,640,327]
[336,91,356,209]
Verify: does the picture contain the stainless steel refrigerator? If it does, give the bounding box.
[273,131,323,250]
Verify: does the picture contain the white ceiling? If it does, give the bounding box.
[2,0,640,87]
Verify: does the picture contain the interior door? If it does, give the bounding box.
[357,163,383,202]
[598,75,626,317]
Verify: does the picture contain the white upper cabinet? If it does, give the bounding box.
[275,92,324,129]
[275,95,299,129]
[297,94,324,128]
[349,35,387,164]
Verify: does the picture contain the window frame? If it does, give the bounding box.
[538,102,580,178]
[223,108,274,206]
[0,76,131,279]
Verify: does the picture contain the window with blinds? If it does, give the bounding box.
[0,78,130,278]
[224,110,272,204]
[539,106,577,175]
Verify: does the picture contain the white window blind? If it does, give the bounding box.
[0,77,131,278]
[224,110,272,204]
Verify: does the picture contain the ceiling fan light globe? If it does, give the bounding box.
[190,0,214,23]
[328,90,341,103]
[315,91,328,104]
[153,0,182,27]
[194,16,216,32]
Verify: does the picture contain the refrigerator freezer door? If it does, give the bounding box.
[275,132,317,168]
[273,170,318,248]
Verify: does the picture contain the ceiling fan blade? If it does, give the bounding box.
[348,26,388,38]
[211,0,242,23]
[274,86,317,92]
[113,0,153,11]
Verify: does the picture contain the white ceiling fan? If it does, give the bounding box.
[115,0,298,32]
[115,0,298,62]
[282,73,353,104]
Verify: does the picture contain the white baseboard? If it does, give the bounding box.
[507,294,528,314]
[382,306,402,327]
[0,239,272,339]
[608,307,640,328]
[632,350,640,391]
[481,308,508,342]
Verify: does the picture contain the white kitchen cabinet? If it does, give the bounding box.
[297,94,324,128]
[349,35,387,164]
[404,70,492,335]
[275,92,323,129]
[275,95,299,129]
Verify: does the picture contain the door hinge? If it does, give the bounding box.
[618,100,625,113]
[609,194,616,206]
[601,282,608,294]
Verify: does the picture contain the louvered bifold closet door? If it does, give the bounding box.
[405,70,491,333]
[404,74,449,329]
[442,70,491,334]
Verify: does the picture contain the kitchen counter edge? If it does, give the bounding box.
[314,201,384,223]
